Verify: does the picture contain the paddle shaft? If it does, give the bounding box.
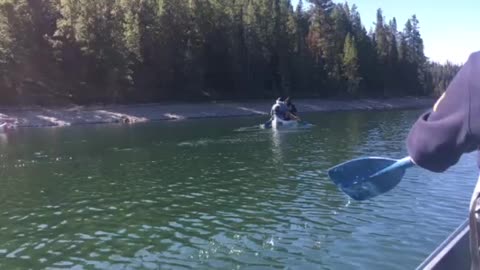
[369,156,414,178]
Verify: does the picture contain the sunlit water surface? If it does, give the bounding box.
[0,109,476,269]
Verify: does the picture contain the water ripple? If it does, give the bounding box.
[0,110,475,269]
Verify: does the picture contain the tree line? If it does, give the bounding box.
[0,0,462,105]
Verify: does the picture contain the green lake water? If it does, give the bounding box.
[0,109,477,269]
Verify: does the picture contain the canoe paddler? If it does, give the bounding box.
[406,51,480,172]
[285,97,300,121]
[406,51,480,270]
[271,97,298,121]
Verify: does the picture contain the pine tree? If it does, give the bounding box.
[401,15,427,95]
[385,18,399,95]
[155,0,192,98]
[55,0,131,103]
[375,9,389,61]
[330,4,351,85]
[0,0,61,104]
[347,4,374,95]
[342,33,361,96]
[291,0,313,93]
[0,0,462,104]
[306,0,335,95]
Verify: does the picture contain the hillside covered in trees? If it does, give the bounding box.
[0,0,462,105]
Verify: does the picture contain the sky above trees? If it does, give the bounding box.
[293,0,479,64]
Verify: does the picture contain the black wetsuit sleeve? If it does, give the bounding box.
[406,52,480,172]
[291,105,297,115]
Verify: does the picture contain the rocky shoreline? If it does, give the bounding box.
[0,97,434,128]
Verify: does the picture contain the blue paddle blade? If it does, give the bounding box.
[328,157,411,201]
[262,120,272,129]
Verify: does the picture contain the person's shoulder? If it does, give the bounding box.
[464,51,480,75]
[469,51,480,57]
[467,51,480,63]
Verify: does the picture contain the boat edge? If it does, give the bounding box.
[416,218,470,270]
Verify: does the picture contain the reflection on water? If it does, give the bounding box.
[0,133,8,146]
[270,128,283,164]
[0,110,477,269]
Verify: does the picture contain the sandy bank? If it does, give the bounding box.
[0,97,434,128]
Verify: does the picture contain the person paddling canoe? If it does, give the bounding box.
[270,97,299,122]
[406,51,480,270]
[406,52,480,171]
[284,97,300,121]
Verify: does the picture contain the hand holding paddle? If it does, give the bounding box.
[327,156,415,201]
[287,112,301,121]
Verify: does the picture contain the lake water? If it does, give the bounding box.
[0,109,477,269]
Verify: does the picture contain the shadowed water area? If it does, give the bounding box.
[0,109,477,269]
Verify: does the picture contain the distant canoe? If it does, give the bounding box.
[0,122,16,132]
[261,117,313,129]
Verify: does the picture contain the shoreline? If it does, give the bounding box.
[0,97,434,128]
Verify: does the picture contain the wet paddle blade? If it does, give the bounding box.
[261,120,272,129]
[327,157,413,201]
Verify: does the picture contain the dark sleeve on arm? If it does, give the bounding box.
[406,52,480,172]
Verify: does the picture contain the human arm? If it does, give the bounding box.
[286,111,300,121]
[406,52,480,172]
